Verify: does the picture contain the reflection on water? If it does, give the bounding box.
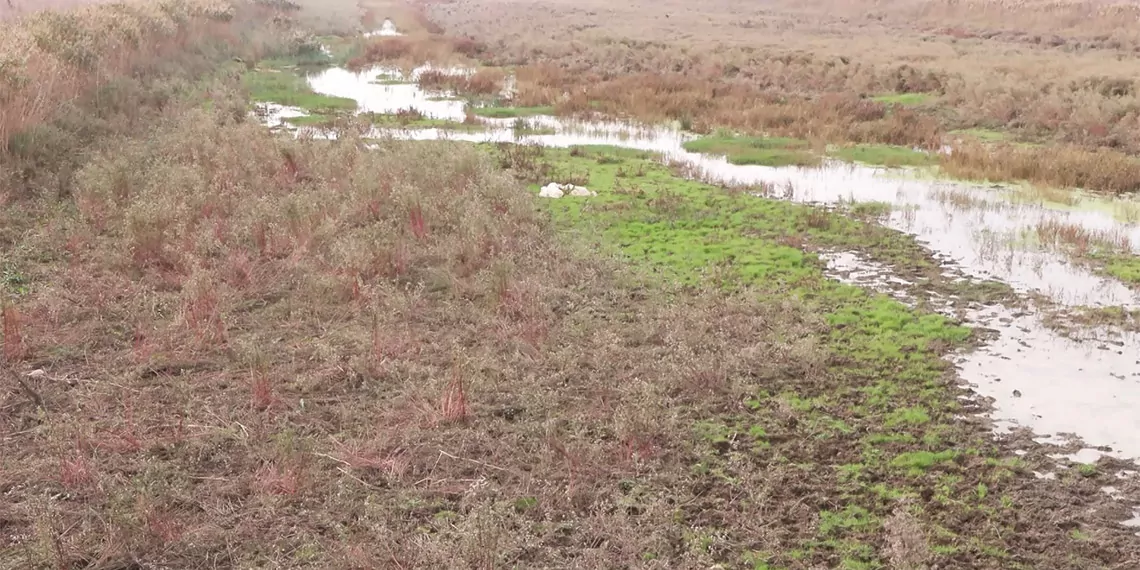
[959,306,1140,458]
[825,251,1140,459]
[257,62,1140,460]
[305,66,470,120]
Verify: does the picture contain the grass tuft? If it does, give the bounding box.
[683,134,821,167]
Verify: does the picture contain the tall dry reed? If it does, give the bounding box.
[0,0,283,152]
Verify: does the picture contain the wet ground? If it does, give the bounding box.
[257,53,1140,528]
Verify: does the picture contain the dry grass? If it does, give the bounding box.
[1035,218,1133,254]
[943,142,1140,193]
[346,33,485,70]
[0,0,111,20]
[3,1,1140,567]
[0,87,831,567]
[418,67,504,96]
[8,100,1134,565]
[423,0,1140,193]
[0,0,287,156]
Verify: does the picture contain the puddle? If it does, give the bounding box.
[305,65,471,120]
[272,62,1140,460]
[825,254,1140,457]
[822,251,925,312]
[963,305,1140,457]
[255,103,310,129]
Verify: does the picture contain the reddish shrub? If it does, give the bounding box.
[1,305,25,362]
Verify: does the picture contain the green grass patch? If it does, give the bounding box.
[890,450,959,475]
[258,49,334,71]
[243,69,356,114]
[819,505,880,536]
[846,201,894,218]
[362,112,486,131]
[282,114,339,126]
[472,105,555,118]
[885,406,932,427]
[469,142,1084,569]
[830,144,936,167]
[682,135,820,167]
[1102,254,1140,284]
[870,92,934,105]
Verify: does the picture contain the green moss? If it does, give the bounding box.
[870,92,934,105]
[830,144,936,167]
[242,69,356,114]
[682,135,820,167]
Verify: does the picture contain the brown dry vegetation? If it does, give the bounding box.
[423,0,1140,193]
[418,67,503,95]
[0,0,288,155]
[0,0,109,20]
[0,103,827,566]
[5,0,1140,568]
[3,62,1139,570]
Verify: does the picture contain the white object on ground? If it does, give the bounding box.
[539,183,564,198]
[568,186,596,197]
[539,182,595,198]
[366,19,402,37]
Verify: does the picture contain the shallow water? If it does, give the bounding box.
[958,306,1140,457]
[826,252,1140,459]
[257,103,310,129]
[306,66,470,120]
[281,63,1140,460]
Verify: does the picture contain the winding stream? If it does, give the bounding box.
[263,61,1140,477]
